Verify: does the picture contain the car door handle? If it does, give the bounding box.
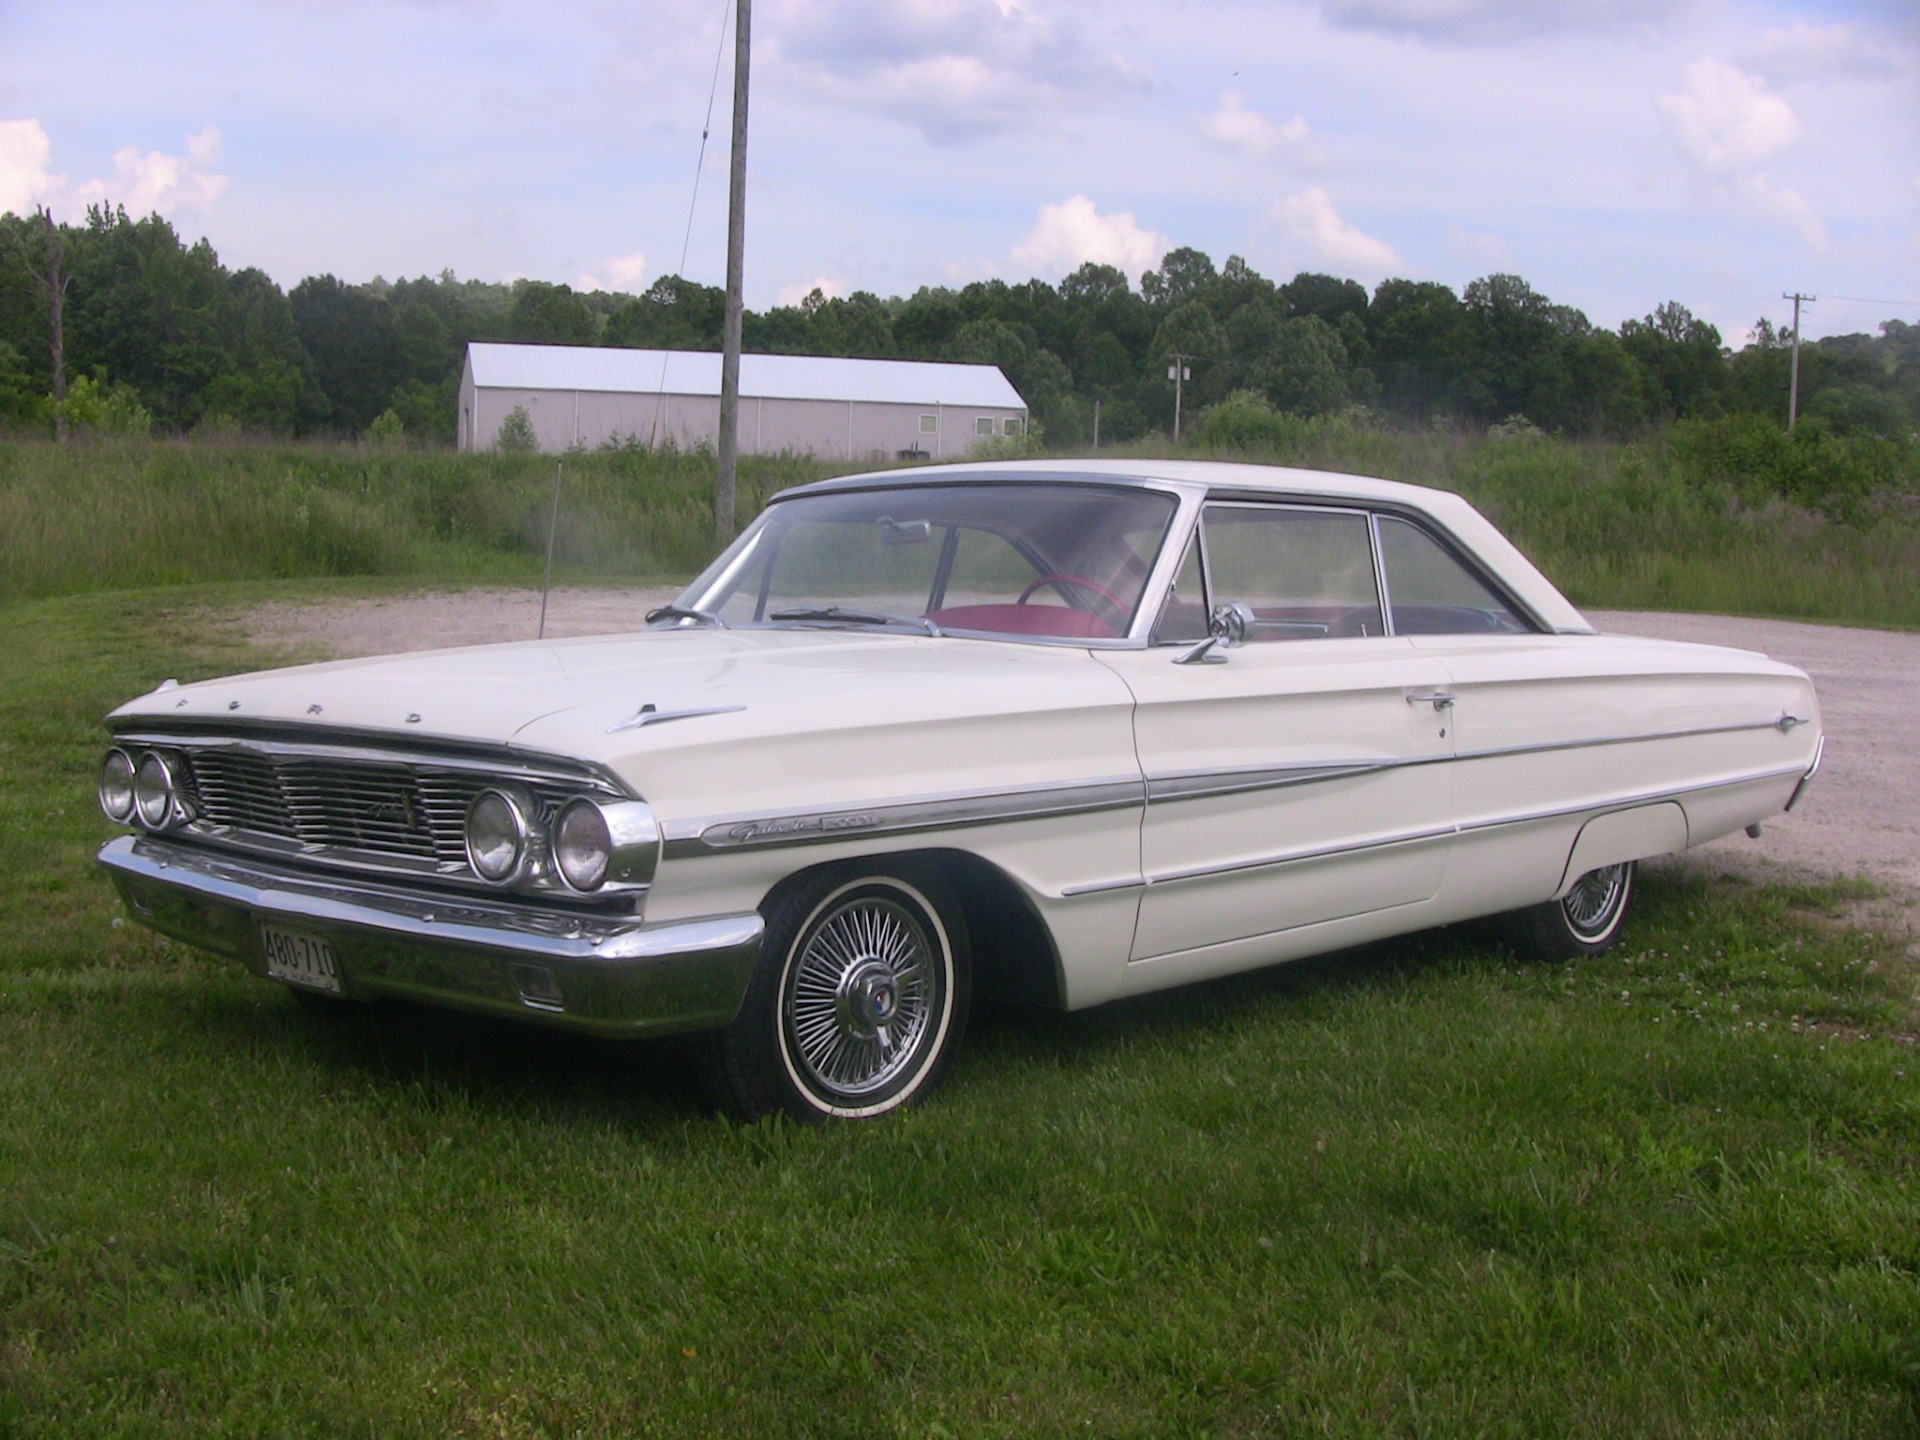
[1405,689,1455,711]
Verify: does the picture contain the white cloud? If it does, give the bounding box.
[0,118,62,217]
[776,276,847,307]
[1659,59,1796,171]
[1203,92,1313,162]
[1318,0,1684,44]
[576,250,649,292]
[75,125,229,216]
[771,0,1149,145]
[1011,195,1167,278]
[1659,59,1823,245]
[1269,187,1402,279]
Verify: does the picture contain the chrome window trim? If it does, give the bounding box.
[681,476,1191,648]
[1200,491,1554,636]
[1367,512,1396,637]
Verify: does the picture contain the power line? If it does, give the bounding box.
[1814,293,1920,310]
[650,0,735,448]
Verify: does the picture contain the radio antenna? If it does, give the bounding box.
[538,458,563,639]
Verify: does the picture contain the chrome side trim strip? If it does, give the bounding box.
[1147,822,1456,887]
[1145,760,1401,802]
[1143,714,1808,806]
[1451,715,1804,768]
[1059,876,1148,898]
[1139,761,1809,890]
[662,775,1147,858]
[1452,761,1809,837]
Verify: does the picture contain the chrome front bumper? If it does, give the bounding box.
[98,835,762,1037]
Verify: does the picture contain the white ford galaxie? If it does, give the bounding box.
[98,460,1822,1120]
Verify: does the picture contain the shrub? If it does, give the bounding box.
[366,409,406,447]
[1193,390,1304,451]
[495,406,537,454]
[57,374,153,438]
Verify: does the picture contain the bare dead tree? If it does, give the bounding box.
[22,206,73,441]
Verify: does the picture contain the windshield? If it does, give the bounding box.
[676,483,1178,641]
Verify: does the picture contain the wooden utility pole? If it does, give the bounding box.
[1167,354,1192,443]
[715,0,751,545]
[1783,292,1814,431]
[24,207,72,443]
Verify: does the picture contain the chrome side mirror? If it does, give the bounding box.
[1175,601,1255,665]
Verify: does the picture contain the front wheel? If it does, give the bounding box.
[699,867,971,1121]
[1507,861,1636,962]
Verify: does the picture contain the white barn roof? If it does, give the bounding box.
[467,343,1025,409]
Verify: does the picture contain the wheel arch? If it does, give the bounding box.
[1556,802,1688,899]
[755,847,1066,1012]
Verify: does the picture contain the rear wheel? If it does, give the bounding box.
[1508,861,1636,961]
[700,866,970,1121]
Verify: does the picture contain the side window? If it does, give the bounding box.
[1151,530,1209,644]
[940,527,1042,609]
[1377,517,1526,634]
[1202,504,1384,641]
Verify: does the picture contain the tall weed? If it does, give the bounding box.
[3,432,1916,628]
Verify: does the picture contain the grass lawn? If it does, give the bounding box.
[2,585,1916,1438]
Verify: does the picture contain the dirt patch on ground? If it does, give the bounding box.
[235,590,1918,929]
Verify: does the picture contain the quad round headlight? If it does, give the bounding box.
[552,798,613,892]
[133,750,180,830]
[466,788,533,884]
[99,747,138,823]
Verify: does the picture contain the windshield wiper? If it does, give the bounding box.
[645,604,727,629]
[768,606,941,637]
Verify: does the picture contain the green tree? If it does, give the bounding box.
[1141,247,1218,307]
[1281,272,1368,327]
[1620,301,1724,421]
[1252,316,1352,416]
[290,274,400,433]
[507,280,596,345]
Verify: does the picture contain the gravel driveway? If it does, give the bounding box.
[241,590,1918,908]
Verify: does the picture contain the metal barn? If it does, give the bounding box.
[457,343,1029,459]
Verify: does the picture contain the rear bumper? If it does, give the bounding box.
[98,835,762,1037]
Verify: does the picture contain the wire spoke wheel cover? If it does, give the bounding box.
[1562,862,1631,940]
[775,876,958,1117]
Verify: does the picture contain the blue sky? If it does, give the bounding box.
[2,0,1915,343]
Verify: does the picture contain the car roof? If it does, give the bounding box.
[775,459,1595,635]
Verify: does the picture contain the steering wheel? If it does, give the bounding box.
[1015,572,1127,610]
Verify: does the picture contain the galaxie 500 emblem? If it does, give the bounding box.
[713,812,882,846]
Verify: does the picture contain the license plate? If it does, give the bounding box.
[261,923,342,995]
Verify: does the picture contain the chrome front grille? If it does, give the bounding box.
[160,739,614,880]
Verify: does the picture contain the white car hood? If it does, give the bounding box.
[110,627,1124,756]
